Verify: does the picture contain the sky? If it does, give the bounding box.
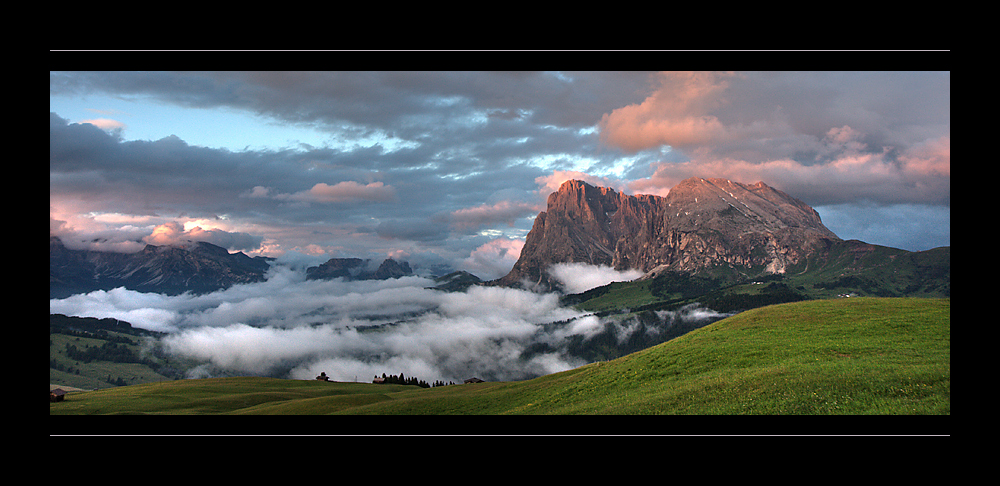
[50,68,950,281]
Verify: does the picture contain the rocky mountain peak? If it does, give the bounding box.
[374,258,413,280]
[493,177,841,290]
[305,256,413,281]
[662,177,837,238]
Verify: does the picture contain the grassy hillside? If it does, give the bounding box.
[51,297,949,417]
[569,241,949,315]
[49,314,197,390]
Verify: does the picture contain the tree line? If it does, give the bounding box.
[64,341,140,364]
[374,372,455,388]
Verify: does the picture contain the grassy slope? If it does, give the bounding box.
[574,243,950,314]
[49,332,174,390]
[49,328,207,391]
[51,297,950,416]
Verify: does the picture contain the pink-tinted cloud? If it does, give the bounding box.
[898,135,950,177]
[592,71,950,208]
[80,118,126,134]
[626,136,950,206]
[50,201,155,253]
[598,72,745,153]
[143,221,262,251]
[266,181,397,204]
[535,170,626,195]
[449,200,543,230]
[461,238,524,280]
[597,72,950,207]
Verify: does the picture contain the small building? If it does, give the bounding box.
[463,377,485,384]
[372,376,385,384]
[315,372,330,382]
[50,388,67,402]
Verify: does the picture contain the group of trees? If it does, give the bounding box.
[49,359,81,376]
[374,372,455,388]
[64,341,140,364]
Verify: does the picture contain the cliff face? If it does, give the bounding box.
[494,177,840,289]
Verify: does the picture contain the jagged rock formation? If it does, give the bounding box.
[49,237,273,298]
[493,177,841,289]
[305,257,413,281]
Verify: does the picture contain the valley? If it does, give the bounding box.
[50,297,950,422]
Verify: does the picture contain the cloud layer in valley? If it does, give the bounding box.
[50,263,666,382]
[548,262,644,294]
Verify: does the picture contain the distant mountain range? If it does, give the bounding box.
[50,236,426,298]
[50,237,274,299]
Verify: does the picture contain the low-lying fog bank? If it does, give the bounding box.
[50,263,732,384]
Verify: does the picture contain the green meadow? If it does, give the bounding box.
[51,297,949,416]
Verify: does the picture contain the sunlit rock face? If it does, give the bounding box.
[493,177,840,289]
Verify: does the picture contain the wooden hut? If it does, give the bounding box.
[50,388,68,402]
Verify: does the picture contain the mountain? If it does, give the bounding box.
[305,257,413,281]
[431,270,483,292]
[494,177,845,289]
[49,237,273,298]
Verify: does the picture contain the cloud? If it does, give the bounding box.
[164,323,367,376]
[51,262,725,383]
[548,262,645,294]
[627,133,950,207]
[49,287,185,333]
[449,200,542,230]
[597,72,950,210]
[598,72,744,153]
[898,135,950,177]
[143,221,263,251]
[245,186,272,198]
[535,170,628,195]
[246,181,398,204]
[50,212,150,253]
[80,118,126,136]
[48,265,591,382]
[461,238,524,281]
[275,181,398,204]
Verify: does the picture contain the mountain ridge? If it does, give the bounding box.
[50,236,424,298]
[49,237,273,298]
